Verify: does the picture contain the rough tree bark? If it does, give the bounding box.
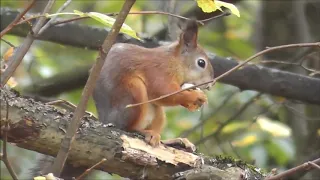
[1,8,320,105]
[0,87,264,180]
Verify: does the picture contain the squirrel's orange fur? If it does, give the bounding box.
[93,20,214,150]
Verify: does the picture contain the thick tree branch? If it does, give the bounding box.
[1,8,320,105]
[0,88,264,180]
[22,65,91,96]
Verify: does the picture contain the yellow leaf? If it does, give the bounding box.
[221,122,249,134]
[7,77,18,88]
[3,47,15,61]
[74,10,141,40]
[232,135,257,147]
[46,11,141,40]
[196,0,240,17]
[257,116,291,137]
[215,0,240,17]
[196,0,219,13]
[34,177,46,180]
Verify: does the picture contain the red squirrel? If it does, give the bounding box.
[93,20,214,151]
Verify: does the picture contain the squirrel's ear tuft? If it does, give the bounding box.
[179,19,199,51]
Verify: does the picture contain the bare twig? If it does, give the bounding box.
[308,162,320,170]
[266,158,320,180]
[50,0,136,176]
[16,14,44,26]
[281,102,319,121]
[75,158,107,180]
[17,10,192,27]
[45,99,97,118]
[52,10,228,27]
[199,11,231,23]
[0,0,36,38]
[38,0,72,35]
[126,42,320,108]
[0,96,18,180]
[1,39,16,48]
[227,140,241,159]
[194,93,263,146]
[259,59,320,76]
[0,0,56,86]
[19,8,228,28]
[52,10,192,26]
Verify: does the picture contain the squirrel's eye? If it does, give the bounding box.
[197,59,206,68]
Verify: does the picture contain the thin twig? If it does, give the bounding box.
[75,158,107,180]
[199,11,231,23]
[50,0,136,176]
[126,42,320,108]
[211,136,227,155]
[0,0,36,38]
[266,158,320,180]
[194,93,263,146]
[46,99,79,112]
[228,140,241,159]
[38,0,72,35]
[18,10,191,27]
[16,14,44,25]
[52,10,227,27]
[0,96,18,180]
[21,15,34,29]
[282,102,320,121]
[1,39,16,48]
[259,60,320,76]
[20,9,227,27]
[52,10,191,26]
[308,162,320,170]
[0,0,56,86]
[45,99,97,118]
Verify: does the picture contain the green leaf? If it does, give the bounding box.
[45,10,141,40]
[221,121,250,134]
[74,10,141,40]
[265,140,291,166]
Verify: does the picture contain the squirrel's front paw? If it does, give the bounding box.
[140,130,161,147]
[182,90,207,111]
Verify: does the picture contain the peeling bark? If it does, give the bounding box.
[0,88,264,180]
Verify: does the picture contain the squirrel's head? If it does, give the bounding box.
[175,20,214,90]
